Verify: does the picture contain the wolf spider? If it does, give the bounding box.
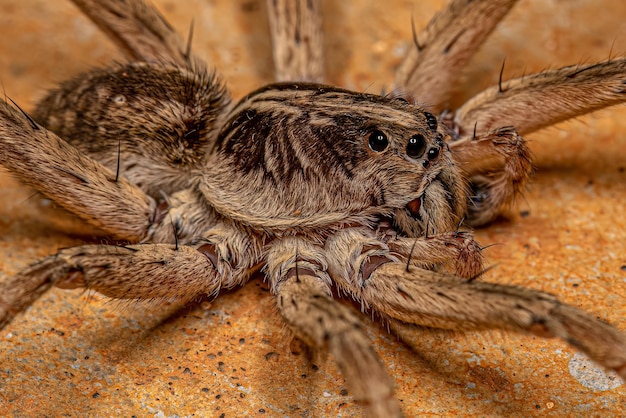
[0,0,625,416]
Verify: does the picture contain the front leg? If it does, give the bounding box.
[265,237,403,418]
[367,263,626,380]
[454,58,626,136]
[326,227,484,283]
[0,223,260,331]
[324,228,626,380]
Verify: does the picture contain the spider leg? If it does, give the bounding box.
[0,99,153,241]
[325,229,626,380]
[362,263,626,380]
[0,226,260,331]
[266,237,403,418]
[448,127,532,226]
[0,99,220,242]
[454,58,626,136]
[267,0,324,82]
[69,0,202,67]
[326,226,484,298]
[328,226,483,280]
[387,231,484,279]
[394,0,518,110]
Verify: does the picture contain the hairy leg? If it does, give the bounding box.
[448,127,532,226]
[394,0,518,110]
[387,231,484,279]
[0,97,224,243]
[0,99,153,241]
[454,58,626,136]
[266,237,402,418]
[363,263,626,379]
[267,0,324,83]
[0,243,243,330]
[325,227,484,281]
[0,216,261,331]
[323,228,626,380]
[70,0,201,67]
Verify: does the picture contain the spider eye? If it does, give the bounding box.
[427,146,440,160]
[406,134,427,159]
[368,130,389,152]
[424,112,438,132]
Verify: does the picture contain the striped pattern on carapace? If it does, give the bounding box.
[205,82,465,234]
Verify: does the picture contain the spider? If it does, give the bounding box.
[0,0,625,416]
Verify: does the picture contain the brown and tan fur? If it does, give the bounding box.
[0,1,625,417]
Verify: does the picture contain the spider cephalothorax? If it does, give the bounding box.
[205,82,466,238]
[0,1,625,417]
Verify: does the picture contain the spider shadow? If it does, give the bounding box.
[79,294,211,363]
[76,278,326,414]
[376,321,548,416]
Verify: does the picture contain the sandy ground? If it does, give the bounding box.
[0,0,625,416]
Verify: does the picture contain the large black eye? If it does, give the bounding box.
[407,134,427,159]
[368,130,389,152]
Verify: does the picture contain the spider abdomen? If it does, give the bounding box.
[33,63,231,196]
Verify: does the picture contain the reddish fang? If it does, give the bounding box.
[407,198,421,217]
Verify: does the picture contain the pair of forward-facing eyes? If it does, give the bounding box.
[367,130,441,162]
[365,107,440,160]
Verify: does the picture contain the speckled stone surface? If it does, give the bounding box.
[0,0,625,416]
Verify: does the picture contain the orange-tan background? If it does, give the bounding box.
[0,0,625,416]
